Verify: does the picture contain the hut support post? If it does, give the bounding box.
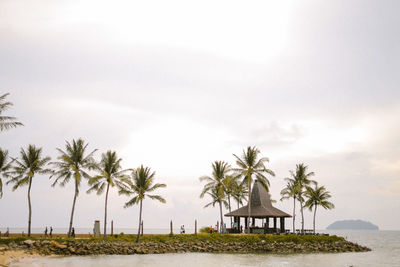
[252,218,255,227]
[244,217,248,232]
[280,217,285,233]
[273,217,277,231]
[266,217,270,228]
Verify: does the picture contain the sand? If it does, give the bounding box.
[0,249,39,267]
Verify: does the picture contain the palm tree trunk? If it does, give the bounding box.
[247,176,251,234]
[228,195,232,228]
[313,205,317,234]
[219,200,224,234]
[27,177,32,237]
[292,197,296,233]
[68,181,79,237]
[300,200,304,234]
[136,199,143,243]
[103,183,110,241]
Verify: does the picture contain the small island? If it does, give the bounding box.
[327,220,379,230]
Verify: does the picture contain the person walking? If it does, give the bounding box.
[45,227,48,237]
[50,226,53,238]
[71,227,75,238]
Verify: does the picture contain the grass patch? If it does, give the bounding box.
[1,233,344,245]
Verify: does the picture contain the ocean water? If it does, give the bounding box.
[11,230,400,267]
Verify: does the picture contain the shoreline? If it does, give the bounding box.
[0,234,371,262]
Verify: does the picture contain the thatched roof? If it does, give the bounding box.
[225,180,291,218]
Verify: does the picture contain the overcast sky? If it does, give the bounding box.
[1,0,399,231]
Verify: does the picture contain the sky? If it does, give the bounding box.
[1,0,399,231]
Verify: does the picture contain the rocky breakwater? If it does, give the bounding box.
[2,239,371,256]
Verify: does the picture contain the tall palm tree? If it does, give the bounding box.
[305,183,335,234]
[118,165,166,243]
[203,186,229,230]
[280,178,300,233]
[0,148,14,198]
[7,145,51,236]
[0,93,23,131]
[50,139,97,237]
[291,164,314,233]
[87,151,129,241]
[200,161,230,233]
[233,146,275,232]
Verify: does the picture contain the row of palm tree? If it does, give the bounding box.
[0,93,23,132]
[280,164,335,234]
[200,146,275,233]
[200,147,335,234]
[0,140,166,242]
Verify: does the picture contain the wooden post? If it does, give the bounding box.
[111,220,114,236]
[195,220,197,235]
[217,221,219,233]
[141,221,144,236]
[280,217,285,233]
[170,220,173,235]
[273,217,277,232]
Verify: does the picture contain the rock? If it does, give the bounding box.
[23,240,36,246]
[51,241,67,249]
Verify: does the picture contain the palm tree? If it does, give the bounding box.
[87,151,129,241]
[305,183,335,234]
[291,164,314,233]
[118,165,166,243]
[0,93,23,131]
[280,178,300,233]
[203,186,229,230]
[233,146,275,232]
[200,161,230,234]
[232,180,247,209]
[222,175,238,228]
[7,145,51,236]
[50,139,97,237]
[0,148,14,198]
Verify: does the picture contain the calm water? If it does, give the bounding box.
[11,230,400,267]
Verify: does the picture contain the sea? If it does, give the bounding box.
[9,230,400,267]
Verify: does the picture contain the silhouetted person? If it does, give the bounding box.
[45,227,48,237]
[50,227,53,238]
[71,227,75,238]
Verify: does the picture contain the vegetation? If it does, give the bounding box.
[87,150,129,241]
[280,177,300,233]
[7,145,52,236]
[232,146,275,232]
[305,182,335,233]
[200,161,231,233]
[50,139,97,237]
[0,93,23,131]
[118,165,166,243]
[0,148,13,198]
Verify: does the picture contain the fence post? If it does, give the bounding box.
[170,220,173,235]
[111,220,114,236]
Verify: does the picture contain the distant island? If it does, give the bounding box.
[327,220,379,230]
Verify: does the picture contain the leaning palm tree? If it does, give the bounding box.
[0,93,23,131]
[232,146,275,232]
[305,183,335,234]
[50,139,97,237]
[118,165,166,243]
[200,161,231,233]
[0,148,14,198]
[203,186,229,229]
[87,151,130,241]
[7,145,51,236]
[280,178,300,233]
[291,164,314,233]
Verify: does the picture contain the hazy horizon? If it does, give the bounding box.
[1,0,399,231]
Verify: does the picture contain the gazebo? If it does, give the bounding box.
[225,180,291,234]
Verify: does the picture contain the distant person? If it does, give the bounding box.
[50,227,53,238]
[240,225,243,233]
[209,226,213,234]
[71,227,75,238]
[45,227,48,237]
[5,227,9,237]
[182,225,185,234]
